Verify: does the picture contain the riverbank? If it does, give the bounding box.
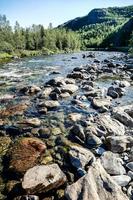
[0,46,132,64]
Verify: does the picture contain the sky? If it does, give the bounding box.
[0,0,132,28]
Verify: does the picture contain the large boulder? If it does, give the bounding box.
[22,164,66,194]
[8,137,46,175]
[65,160,129,200]
[100,151,126,175]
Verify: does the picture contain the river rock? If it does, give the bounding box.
[107,86,125,98]
[0,102,29,118]
[113,108,133,127]
[114,80,130,88]
[86,132,102,148]
[39,87,53,98]
[40,100,60,109]
[19,85,41,94]
[69,145,95,170]
[69,124,85,143]
[61,84,78,94]
[67,72,85,79]
[22,164,66,194]
[106,135,133,153]
[65,160,129,200]
[126,162,133,172]
[91,97,111,110]
[18,118,41,127]
[98,114,125,136]
[8,137,46,175]
[100,151,126,175]
[112,175,131,187]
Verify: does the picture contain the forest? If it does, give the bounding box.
[0,14,81,60]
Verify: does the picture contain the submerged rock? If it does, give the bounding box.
[22,164,66,194]
[65,160,129,200]
[8,137,46,175]
[0,102,29,118]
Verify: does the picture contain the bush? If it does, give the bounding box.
[0,41,14,53]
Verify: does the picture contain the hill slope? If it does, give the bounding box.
[59,5,133,49]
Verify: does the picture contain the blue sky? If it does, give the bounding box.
[0,0,132,28]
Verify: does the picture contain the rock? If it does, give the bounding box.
[113,108,133,128]
[112,175,131,186]
[39,87,53,98]
[60,92,70,98]
[46,77,66,86]
[85,88,106,98]
[106,135,133,153]
[86,132,102,148]
[0,102,29,118]
[39,100,60,110]
[18,118,41,127]
[70,124,85,143]
[22,164,66,194]
[49,92,59,100]
[128,171,133,179]
[49,71,61,75]
[98,115,125,136]
[69,145,95,170]
[91,97,111,109]
[126,162,133,172]
[68,113,82,122]
[65,160,129,200]
[114,80,130,88]
[8,137,46,175]
[100,151,126,175]
[95,147,106,155]
[67,72,85,79]
[61,84,78,94]
[107,86,125,98]
[19,85,41,94]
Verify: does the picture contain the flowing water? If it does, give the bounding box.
[0,51,133,115]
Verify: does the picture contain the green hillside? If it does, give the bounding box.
[59,5,133,49]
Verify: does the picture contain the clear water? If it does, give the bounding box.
[0,51,132,111]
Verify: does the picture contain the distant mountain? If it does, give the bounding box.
[59,6,133,31]
[58,5,133,48]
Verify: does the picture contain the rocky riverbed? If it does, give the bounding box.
[0,51,133,200]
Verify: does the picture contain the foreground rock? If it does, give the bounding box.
[22,164,66,194]
[8,137,46,175]
[69,145,95,173]
[106,135,133,153]
[100,151,126,175]
[65,160,129,200]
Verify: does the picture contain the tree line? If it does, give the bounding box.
[0,15,81,56]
